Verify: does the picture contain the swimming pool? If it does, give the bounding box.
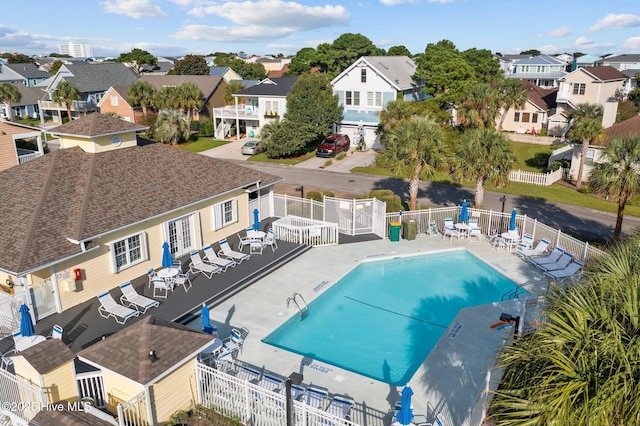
[262,249,526,386]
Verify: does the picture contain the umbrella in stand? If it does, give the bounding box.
[394,386,414,425]
[509,208,517,232]
[161,242,173,269]
[253,208,260,231]
[459,199,469,223]
[19,303,35,337]
[201,303,216,335]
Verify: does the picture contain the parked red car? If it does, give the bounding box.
[316,134,350,157]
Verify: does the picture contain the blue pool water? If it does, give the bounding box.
[262,249,525,386]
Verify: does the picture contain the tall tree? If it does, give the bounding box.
[116,48,157,77]
[378,115,447,210]
[224,81,245,105]
[1,53,36,64]
[450,129,516,208]
[286,47,320,75]
[49,60,64,75]
[568,103,604,188]
[456,83,501,130]
[387,45,412,57]
[153,86,179,110]
[377,99,413,136]
[214,55,267,80]
[315,33,384,76]
[128,81,156,121]
[496,78,528,131]
[589,135,640,241]
[263,119,316,158]
[154,110,189,145]
[461,48,502,84]
[51,80,80,122]
[169,55,209,75]
[0,83,22,121]
[284,73,342,140]
[175,82,203,129]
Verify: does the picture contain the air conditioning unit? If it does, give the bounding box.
[63,279,77,292]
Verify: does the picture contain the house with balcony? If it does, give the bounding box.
[595,54,640,71]
[331,56,426,149]
[40,62,138,123]
[548,66,627,137]
[506,55,568,88]
[0,120,46,171]
[213,75,299,139]
[499,81,557,134]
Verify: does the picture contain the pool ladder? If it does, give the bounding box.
[286,292,309,319]
[501,287,525,301]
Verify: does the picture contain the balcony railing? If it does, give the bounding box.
[39,100,98,112]
[213,105,260,118]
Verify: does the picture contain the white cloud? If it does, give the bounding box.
[101,0,168,19]
[589,13,640,32]
[541,27,572,38]
[622,36,640,50]
[172,24,294,43]
[380,0,405,5]
[575,36,593,46]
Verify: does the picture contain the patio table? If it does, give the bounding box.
[15,335,46,352]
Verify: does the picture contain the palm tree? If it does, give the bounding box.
[176,82,203,130]
[568,117,604,188]
[127,81,156,122]
[450,129,516,208]
[51,80,80,123]
[377,115,447,210]
[0,83,22,121]
[456,83,501,130]
[377,99,413,136]
[589,135,640,241]
[154,110,189,145]
[490,235,640,425]
[224,81,244,105]
[496,78,527,131]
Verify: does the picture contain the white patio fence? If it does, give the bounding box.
[271,215,339,246]
[508,168,564,186]
[0,367,47,426]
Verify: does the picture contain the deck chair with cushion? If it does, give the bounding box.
[529,246,564,268]
[539,252,574,272]
[517,233,534,250]
[304,385,329,409]
[218,239,250,263]
[543,260,583,281]
[189,251,222,279]
[278,383,306,401]
[325,395,355,421]
[202,244,236,271]
[119,281,159,313]
[442,218,459,241]
[516,238,550,258]
[236,365,261,383]
[256,374,285,393]
[97,291,140,324]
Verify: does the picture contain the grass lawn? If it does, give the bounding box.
[509,141,558,172]
[247,151,316,166]
[179,137,229,152]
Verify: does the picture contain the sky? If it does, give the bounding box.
[1,0,640,59]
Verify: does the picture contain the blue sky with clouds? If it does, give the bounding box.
[1,0,639,58]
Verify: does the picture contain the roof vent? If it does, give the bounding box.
[148,350,159,362]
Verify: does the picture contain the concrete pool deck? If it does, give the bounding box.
[208,233,548,426]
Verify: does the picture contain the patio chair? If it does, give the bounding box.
[516,238,550,258]
[538,252,574,272]
[146,268,157,288]
[262,229,278,252]
[97,291,140,324]
[218,239,250,263]
[48,324,63,340]
[304,385,329,409]
[442,218,459,242]
[223,327,250,354]
[529,246,564,268]
[202,245,236,271]
[543,260,583,281]
[325,394,355,421]
[152,278,171,299]
[468,219,482,242]
[119,281,159,313]
[237,232,252,251]
[189,251,222,279]
[517,233,534,251]
[173,271,192,293]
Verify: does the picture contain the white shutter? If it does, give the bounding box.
[231,199,238,224]
[213,203,223,230]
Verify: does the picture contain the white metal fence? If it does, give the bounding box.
[272,215,339,246]
[0,367,46,425]
[508,168,563,186]
[0,293,19,339]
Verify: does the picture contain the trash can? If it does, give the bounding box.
[389,221,401,242]
[402,219,418,240]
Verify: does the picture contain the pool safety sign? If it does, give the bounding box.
[445,322,464,339]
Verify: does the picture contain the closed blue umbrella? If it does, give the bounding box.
[395,386,414,425]
[459,199,469,223]
[19,304,34,337]
[253,209,260,231]
[201,303,215,335]
[509,208,517,231]
[161,242,173,268]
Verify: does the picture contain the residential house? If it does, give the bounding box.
[331,56,426,149]
[497,54,532,75]
[0,63,50,87]
[506,54,568,88]
[139,74,227,121]
[209,66,243,83]
[0,113,280,324]
[499,81,557,134]
[595,54,640,71]
[267,63,289,79]
[621,68,640,97]
[549,66,627,136]
[214,76,299,140]
[0,84,46,120]
[40,62,138,123]
[97,85,144,123]
[571,54,601,71]
[141,57,176,76]
[0,121,45,171]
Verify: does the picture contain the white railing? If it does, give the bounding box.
[0,368,46,425]
[117,390,148,426]
[18,152,43,164]
[76,370,107,408]
[272,215,338,246]
[273,194,324,221]
[508,168,563,186]
[212,105,260,118]
[39,100,98,112]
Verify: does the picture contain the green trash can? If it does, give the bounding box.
[402,219,418,240]
[389,221,401,242]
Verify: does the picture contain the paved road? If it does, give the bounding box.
[202,142,639,243]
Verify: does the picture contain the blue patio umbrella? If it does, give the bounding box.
[19,303,34,337]
[161,242,173,268]
[509,208,517,231]
[459,199,469,223]
[201,303,215,335]
[253,208,260,231]
[395,386,414,425]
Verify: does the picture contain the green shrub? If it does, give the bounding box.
[548,159,570,172]
[537,128,548,136]
[166,409,190,425]
[199,118,214,137]
[366,189,404,212]
[306,191,323,202]
[323,191,335,198]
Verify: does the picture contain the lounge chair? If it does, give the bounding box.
[539,252,574,272]
[236,366,261,383]
[97,291,140,324]
[189,251,222,278]
[278,383,306,401]
[202,245,235,271]
[529,246,564,267]
[543,260,583,281]
[256,374,285,392]
[442,218,459,242]
[218,239,250,263]
[223,327,249,354]
[304,385,329,409]
[119,281,159,313]
[325,395,355,421]
[517,233,534,250]
[516,238,550,258]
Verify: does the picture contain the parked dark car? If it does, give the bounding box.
[316,134,350,157]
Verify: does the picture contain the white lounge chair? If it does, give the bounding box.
[202,245,235,271]
[119,281,159,313]
[325,395,355,421]
[530,246,564,268]
[256,374,285,392]
[517,233,534,250]
[97,291,140,324]
[223,327,249,354]
[442,218,459,242]
[539,252,574,272]
[543,260,583,281]
[236,366,261,383]
[278,383,306,400]
[189,251,222,278]
[305,385,329,409]
[516,238,550,258]
[218,239,250,263]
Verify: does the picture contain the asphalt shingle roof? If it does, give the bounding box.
[362,56,418,89]
[4,63,51,79]
[140,75,223,99]
[236,76,299,97]
[62,62,138,93]
[521,81,558,111]
[18,338,76,374]
[31,408,116,426]
[581,66,627,81]
[49,112,147,137]
[603,115,640,145]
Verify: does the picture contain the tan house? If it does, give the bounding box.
[0,121,45,173]
[97,85,145,124]
[0,113,280,325]
[499,81,557,134]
